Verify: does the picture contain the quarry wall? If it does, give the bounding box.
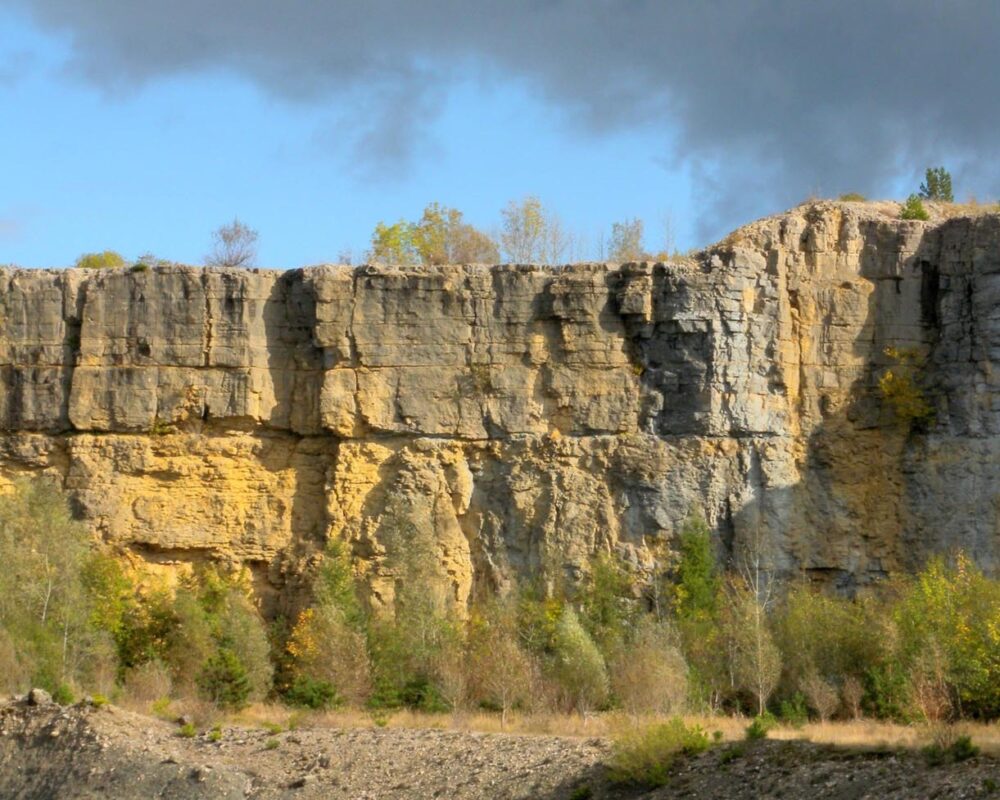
[1,202,996,614]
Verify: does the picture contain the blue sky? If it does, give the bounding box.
[2,2,997,268]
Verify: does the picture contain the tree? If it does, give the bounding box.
[608,218,646,261]
[370,220,419,265]
[447,223,500,264]
[500,196,547,262]
[539,213,573,265]
[412,202,498,264]
[724,576,781,715]
[726,519,781,715]
[499,196,577,264]
[196,647,251,710]
[919,167,954,202]
[648,211,678,260]
[286,606,371,705]
[363,500,458,710]
[610,617,688,717]
[369,203,498,265]
[75,251,126,269]
[468,603,537,728]
[0,478,138,695]
[551,607,609,713]
[206,218,258,267]
[894,554,1000,719]
[284,538,372,706]
[578,552,636,657]
[670,512,720,622]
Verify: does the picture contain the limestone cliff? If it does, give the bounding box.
[0,202,997,613]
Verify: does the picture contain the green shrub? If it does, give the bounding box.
[284,676,339,710]
[895,555,1000,720]
[745,712,777,741]
[569,785,593,800]
[608,718,711,786]
[839,192,867,202]
[551,607,609,713]
[923,734,979,766]
[207,727,222,743]
[177,722,197,738]
[90,694,109,708]
[261,721,283,735]
[366,678,404,710]
[399,676,449,712]
[578,552,636,655]
[900,195,930,221]
[150,697,172,718]
[75,251,126,270]
[878,347,934,426]
[265,737,280,750]
[951,735,980,762]
[779,693,809,728]
[719,743,746,764]
[52,683,75,705]
[196,648,251,710]
[671,512,720,622]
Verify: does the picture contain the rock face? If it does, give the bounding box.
[0,202,997,613]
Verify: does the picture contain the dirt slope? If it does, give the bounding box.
[0,698,996,799]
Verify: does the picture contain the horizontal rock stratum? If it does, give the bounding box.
[1,202,997,613]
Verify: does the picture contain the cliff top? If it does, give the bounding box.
[5,199,997,277]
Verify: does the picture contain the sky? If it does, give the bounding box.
[1,1,998,268]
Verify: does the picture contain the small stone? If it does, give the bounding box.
[190,766,212,783]
[290,774,316,789]
[27,688,52,706]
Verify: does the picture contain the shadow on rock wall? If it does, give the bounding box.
[725,215,999,594]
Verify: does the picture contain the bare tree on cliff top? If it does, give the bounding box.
[206,218,258,268]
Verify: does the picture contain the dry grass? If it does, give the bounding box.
[129,699,1000,756]
[774,719,1000,757]
[933,199,1000,219]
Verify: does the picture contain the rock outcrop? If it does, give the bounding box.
[0,202,996,613]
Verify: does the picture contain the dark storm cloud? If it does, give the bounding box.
[10,0,1000,227]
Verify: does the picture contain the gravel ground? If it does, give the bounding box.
[0,697,997,799]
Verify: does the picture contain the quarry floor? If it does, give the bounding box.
[0,698,998,799]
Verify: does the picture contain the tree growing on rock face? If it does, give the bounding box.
[919,167,954,202]
[205,218,258,267]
